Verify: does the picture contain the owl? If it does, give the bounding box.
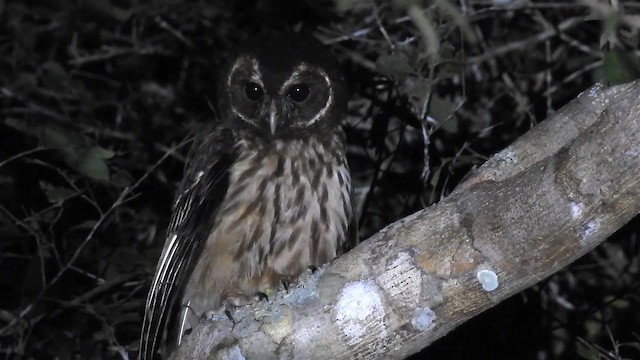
[139,33,357,359]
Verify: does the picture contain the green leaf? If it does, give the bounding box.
[40,61,69,91]
[110,169,133,188]
[408,5,440,60]
[40,126,81,151]
[12,72,38,94]
[4,120,113,181]
[575,340,600,360]
[438,44,465,75]
[376,53,415,78]
[85,0,132,21]
[430,95,456,132]
[86,145,115,160]
[39,181,76,203]
[75,149,111,180]
[601,49,640,84]
[334,0,360,12]
[429,166,442,188]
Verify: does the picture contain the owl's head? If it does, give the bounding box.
[217,33,347,138]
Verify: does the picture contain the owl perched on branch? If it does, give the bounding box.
[139,33,357,359]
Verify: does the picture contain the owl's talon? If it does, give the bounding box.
[281,278,290,293]
[255,291,269,302]
[224,305,237,324]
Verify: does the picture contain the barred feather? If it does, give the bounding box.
[178,129,354,339]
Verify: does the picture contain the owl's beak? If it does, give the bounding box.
[269,101,278,135]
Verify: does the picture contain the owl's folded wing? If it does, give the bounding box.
[139,127,236,360]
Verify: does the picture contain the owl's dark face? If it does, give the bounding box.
[218,35,347,138]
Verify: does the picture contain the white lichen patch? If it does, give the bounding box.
[411,307,436,331]
[584,82,604,98]
[495,147,517,165]
[335,280,386,343]
[581,219,600,238]
[220,345,245,360]
[569,201,584,219]
[476,270,499,291]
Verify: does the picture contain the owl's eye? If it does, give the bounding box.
[244,82,264,101]
[287,84,310,102]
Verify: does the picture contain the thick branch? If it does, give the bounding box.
[172,81,640,360]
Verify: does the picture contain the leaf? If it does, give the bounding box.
[430,95,456,132]
[39,181,76,203]
[407,5,440,60]
[575,340,600,360]
[376,53,415,78]
[85,0,132,22]
[12,72,37,94]
[601,49,640,84]
[334,0,360,12]
[40,125,82,151]
[75,148,111,180]
[110,169,133,188]
[434,0,476,44]
[429,166,442,188]
[438,44,465,75]
[40,61,69,91]
[4,119,113,181]
[86,145,115,160]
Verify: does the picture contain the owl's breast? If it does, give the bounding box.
[186,132,352,312]
[223,134,352,276]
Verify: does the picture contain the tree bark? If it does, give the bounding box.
[171,80,640,360]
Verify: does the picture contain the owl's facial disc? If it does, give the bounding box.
[278,63,333,131]
[226,56,335,136]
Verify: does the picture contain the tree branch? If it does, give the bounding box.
[171,81,640,360]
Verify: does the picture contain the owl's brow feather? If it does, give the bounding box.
[278,63,310,95]
[227,56,264,88]
[281,63,334,127]
[227,56,263,127]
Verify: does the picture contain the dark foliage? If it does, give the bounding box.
[0,0,639,359]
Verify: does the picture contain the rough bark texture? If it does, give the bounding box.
[171,81,640,360]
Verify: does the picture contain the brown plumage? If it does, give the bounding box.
[139,34,356,359]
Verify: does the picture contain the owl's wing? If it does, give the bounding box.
[343,208,360,253]
[140,126,236,360]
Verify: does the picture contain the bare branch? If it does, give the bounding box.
[172,80,640,359]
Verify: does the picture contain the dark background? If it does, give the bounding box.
[1,1,639,359]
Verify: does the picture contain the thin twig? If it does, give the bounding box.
[0,136,192,337]
[0,146,47,169]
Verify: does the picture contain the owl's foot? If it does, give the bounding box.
[223,304,236,324]
[280,276,293,293]
[255,291,269,301]
[278,268,318,293]
[220,290,271,323]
